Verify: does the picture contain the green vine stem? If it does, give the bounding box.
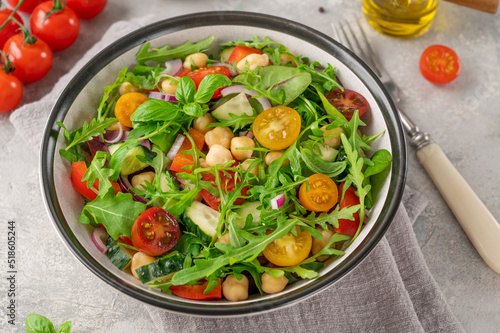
[0,0,25,32]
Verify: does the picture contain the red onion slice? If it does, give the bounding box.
[162,58,183,76]
[104,123,124,144]
[166,134,186,160]
[221,85,258,97]
[117,175,149,204]
[91,226,109,253]
[270,193,285,210]
[256,97,271,110]
[148,91,178,102]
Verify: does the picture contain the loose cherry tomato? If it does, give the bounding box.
[0,70,23,113]
[335,183,361,238]
[3,33,53,83]
[6,0,45,13]
[70,161,121,200]
[131,207,181,257]
[170,279,222,300]
[30,1,80,52]
[200,171,248,211]
[419,44,461,85]
[66,0,107,19]
[0,9,23,49]
[326,88,369,121]
[228,45,263,65]
[186,66,231,99]
[253,106,301,150]
[299,174,338,212]
[263,225,312,266]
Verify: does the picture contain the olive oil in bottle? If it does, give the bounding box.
[362,0,440,38]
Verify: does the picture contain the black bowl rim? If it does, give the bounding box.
[40,11,406,317]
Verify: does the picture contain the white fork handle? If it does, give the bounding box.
[417,143,500,274]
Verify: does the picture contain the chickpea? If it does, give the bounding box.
[193,113,216,134]
[219,47,235,62]
[118,82,141,96]
[205,127,234,149]
[230,137,255,161]
[131,252,156,280]
[236,53,270,71]
[241,159,259,176]
[217,232,230,244]
[312,226,336,262]
[183,52,209,69]
[106,121,123,131]
[222,275,249,302]
[321,125,345,148]
[206,144,233,167]
[261,272,288,294]
[161,78,178,95]
[199,157,209,168]
[265,151,286,166]
[131,171,155,189]
[279,53,297,67]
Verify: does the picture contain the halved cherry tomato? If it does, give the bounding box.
[419,44,460,85]
[169,128,205,173]
[200,171,248,211]
[131,207,180,257]
[185,66,231,99]
[299,174,338,212]
[66,0,107,20]
[326,88,369,121]
[335,183,361,238]
[228,45,263,65]
[118,235,134,247]
[263,225,312,267]
[70,161,121,200]
[170,279,222,300]
[253,106,301,150]
[114,92,148,127]
[0,9,23,49]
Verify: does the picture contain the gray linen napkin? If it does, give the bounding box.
[9,17,463,333]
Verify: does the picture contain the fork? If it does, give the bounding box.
[332,18,500,274]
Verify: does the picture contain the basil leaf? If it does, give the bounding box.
[25,314,56,333]
[136,36,215,65]
[78,190,146,240]
[364,149,392,178]
[175,76,196,105]
[183,102,205,117]
[57,321,72,333]
[194,74,232,104]
[130,99,180,123]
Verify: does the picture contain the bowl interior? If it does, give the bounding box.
[41,12,405,316]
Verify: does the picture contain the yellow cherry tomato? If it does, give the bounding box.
[114,92,149,127]
[263,225,312,266]
[299,174,338,212]
[252,106,301,150]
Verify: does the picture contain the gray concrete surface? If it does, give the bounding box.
[1,0,499,332]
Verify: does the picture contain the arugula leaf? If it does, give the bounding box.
[300,146,346,178]
[107,139,140,180]
[219,35,278,50]
[364,149,392,178]
[82,151,114,197]
[315,88,347,122]
[136,36,215,65]
[59,118,117,152]
[194,74,232,104]
[78,190,146,240]
[207,108,258,131]
[173,234,204,256]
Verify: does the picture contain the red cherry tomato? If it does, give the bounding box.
[335,183,361,238]
[228,45,263,65]
[6,0,45,13]
[326,88,370,121]
[186,66,231,99]
[3,33,53,83]
[200,171,248,211]
[66,0,107,20]
[170,279,222,300]
[30,1,80,52]
[419,44,461,85]
[131,207,181,257]
[118,235,134,247]
[0,9,23,49]
[0,70,23,113]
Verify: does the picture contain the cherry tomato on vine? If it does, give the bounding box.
[131,207,181,257]
[0,70,23,113]
[6,0,45,14]
[419,44,461,84]
[2,33,53,83]
[30,1,81,52]
[326,88,370,121]
[299,174,338,212]
[0,9,24,49]
[253,106,301,150]
[335,183,361,238]
[262,225,312,266]
[66,0,107,20]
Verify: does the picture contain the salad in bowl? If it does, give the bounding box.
[41,12,405,316]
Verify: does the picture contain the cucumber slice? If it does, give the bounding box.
[121,146,150,176]
[235,201,262,228]
[134,251,186,284]
[313,143,339,162]
[107,237,132,271]
[183,201,220,246]
[212,92,253,122]
[108,143,122,156]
